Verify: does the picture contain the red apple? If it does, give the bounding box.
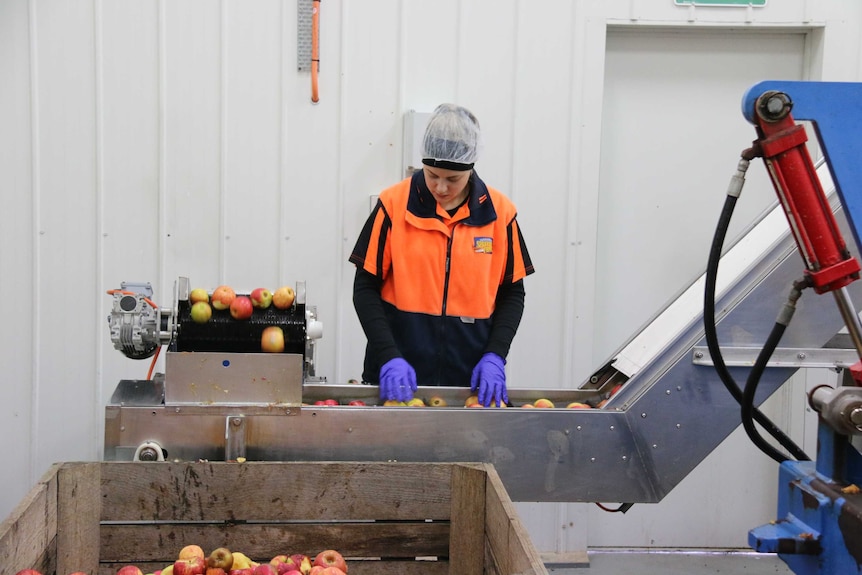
[189,288,209,305]
[288,555,312,575]
[261,326,285,353]
[324,398,338,406]
[348,400,366,406]
[211,285,236,310]
[117,567,144,575]
[272,285,296,310]
[252,565,277,575]
[229,570,253,575]
[207,548,234,571]
[190,301,213,323]
[308,569,323,575]
[312,550,347,574]
[16,570,43,575]
[206,568,227,575]
[230,295,254,320]
[250,287,273,309]
[179,545,206,561]
[174,557,206,575]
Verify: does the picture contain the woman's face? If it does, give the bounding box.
[423,166,471,211]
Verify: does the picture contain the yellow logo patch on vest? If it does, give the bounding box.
[473,237,493,254]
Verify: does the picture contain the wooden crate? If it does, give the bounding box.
[0,462,547,575]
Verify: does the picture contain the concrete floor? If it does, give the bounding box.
[546,550,793,575]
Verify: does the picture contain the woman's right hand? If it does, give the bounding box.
[379,358,418,402]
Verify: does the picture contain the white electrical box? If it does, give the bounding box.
[403,110,432,178]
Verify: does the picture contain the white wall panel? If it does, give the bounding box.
[3,0,862,557]
[0,0,36,516]
[31,0,101,478]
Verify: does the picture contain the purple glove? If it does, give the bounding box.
[379,358,417,402]
[471,352,508,407]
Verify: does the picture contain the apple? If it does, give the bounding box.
[206,569,227,575]
[190,301,213,323]
[464,394,479,407]
[179,546,206,561]
[250,287,273,309]
[348,399,366,406]
[311,569,344,575]
[229,569,253,575]
[521,403,535,408]
[211,285,236,310]
[324,398,338,406]
[117,567,144,575]
[174,557,206,575]
[207,548,234,571]
[231,553,255,570]
[272,285,296,310]
[261,326,285,353]
[428,395,447,407]
[534,398,555,408]
[288,555,312,575]
[308,569,324,575]
[382,399,407,406]
[230,295,254,320]
[15,570,43,575]
[162,565,175,575]
[566,402,591,409]
[313,550,347,574]
[253,565,277,575]
[407,397,425,407]
[189,288,209,305]
[468,403,484,408]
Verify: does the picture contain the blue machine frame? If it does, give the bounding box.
[742,81,862,575]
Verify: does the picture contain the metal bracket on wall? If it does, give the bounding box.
[691,346,856,370]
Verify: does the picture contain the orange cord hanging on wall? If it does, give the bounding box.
[311,0,320,103]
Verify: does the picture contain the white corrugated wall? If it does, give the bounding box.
[2,0,861,553]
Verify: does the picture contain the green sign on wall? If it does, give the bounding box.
[675,0,767,5]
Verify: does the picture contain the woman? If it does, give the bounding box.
[349,103,534,407]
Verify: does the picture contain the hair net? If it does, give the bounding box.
[421,104,482,170]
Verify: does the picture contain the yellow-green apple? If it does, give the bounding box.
[230,295,254,320]
[272,285,296,310]
[464,394,479,407]
[288,555,312,575]
[117,567,144,575]
[189,288,209,305]
[190,301,212,323]
[250,288,273,309]
[534,398,555,408]
[313,550,347,574]
[261,326,285,353]
[382,399,407,406]
[174,556,206,575]
[407,397,425,407]
[179,546,206,561]
[207,548,234,571]
[230,553,255,570]
[211,285,236,310]
[428,395,447,407]
[162,565,175,575]
[566,402,590,409]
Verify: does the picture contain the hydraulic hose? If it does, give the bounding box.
[703,156,810,464]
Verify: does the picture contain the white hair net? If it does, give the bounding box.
[421,104,482,168]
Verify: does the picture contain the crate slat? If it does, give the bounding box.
[483,466,547,575]
[448,464,486,575]
[57,463,102,575]
[100,521,449,561]
[0,464,62,575]
[100,462,454,522]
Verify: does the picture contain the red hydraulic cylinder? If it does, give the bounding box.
[752,91,860,294]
